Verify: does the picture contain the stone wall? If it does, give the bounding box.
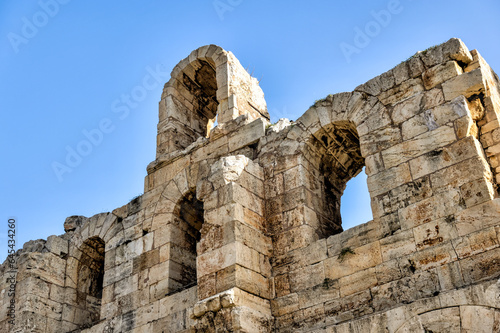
[1,38,500,332]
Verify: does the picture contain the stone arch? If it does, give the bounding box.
[74,236,105,328]
[394,305,500,332]
[288,92,382,239]
[150,167,206,295]
[157,44,269,156]
[67,213,122,250]
[287,74,497,243]
[63,213,121,329]
[314,120,364,236]
[169,187,204,290]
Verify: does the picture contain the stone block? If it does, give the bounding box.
[17,277,49,299]
[356,102,391,135]
[382,124,457,170]
[297,107,320,130]
[135,302,159,327]
[455,115,479,139]
[375,259,403,285]
[452,226,499,260]
[423,87,445,109]
[228,118,266,153]
[228,220,272,256]
[460,305,499,333]
[355,75,383,96]
[380,229,416,261]
[393,62,410,85]
[436,261,465,291]
[274,238,327,275]
[431,95,469,126]
[454,199,500,236]
[413,218,456,251]
[233,265,270,299]
[420,38,472,68]
[17,252,66,286]
[217,182,264,217]
[401,110,438,141]
[364,153,384,176]
[347,92,371,124]
[359,126,402,156]
[297,278,339,309]
[430,156,490,190]
[64,215,87,232]
[198,243,237,277]
[389,176,433,211]
[459,177,495,208]
[441,38,474,64]
[272,225,316,256]
[324,241,382,281]
[392,89,425,124]
[422,61,463,90]
[288,262,325,292]
[367,163,412,197]
[274,274,291,298]
[378,77,424,106]
[442,68,486,101]
[399,189,462,230]
[327,220,385,256]
[232,305,273,333]
[409,136,484,180]
[339,268,377,297]
[271,293,299,317]
[408,55,425,78]
[114,274,139,298]
[410,242,457,272]
[460,247,500,284]
[324,289,373,324]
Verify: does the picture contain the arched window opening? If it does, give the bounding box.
[171,189,204,292]
[159,58,219,156]
[313,121,365,238]
[76,236,105,328]
[175,59,218,138]
[341,167,373,230]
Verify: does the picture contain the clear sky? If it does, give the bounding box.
[1,1,499,261]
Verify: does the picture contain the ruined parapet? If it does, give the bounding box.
[264,38,500,332]
[2,39,500,332]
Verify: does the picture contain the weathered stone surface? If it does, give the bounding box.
[422,60,463,90]
[381,124,457,169]
[45,235,69,256]
[64,215,87,232]
[442,68,486,101]
[3,39,500,333]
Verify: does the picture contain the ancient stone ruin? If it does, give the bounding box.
[2,38,500,332]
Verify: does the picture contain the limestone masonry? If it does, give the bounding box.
[3,38,500,332]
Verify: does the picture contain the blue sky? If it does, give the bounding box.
[1,1,499,260]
